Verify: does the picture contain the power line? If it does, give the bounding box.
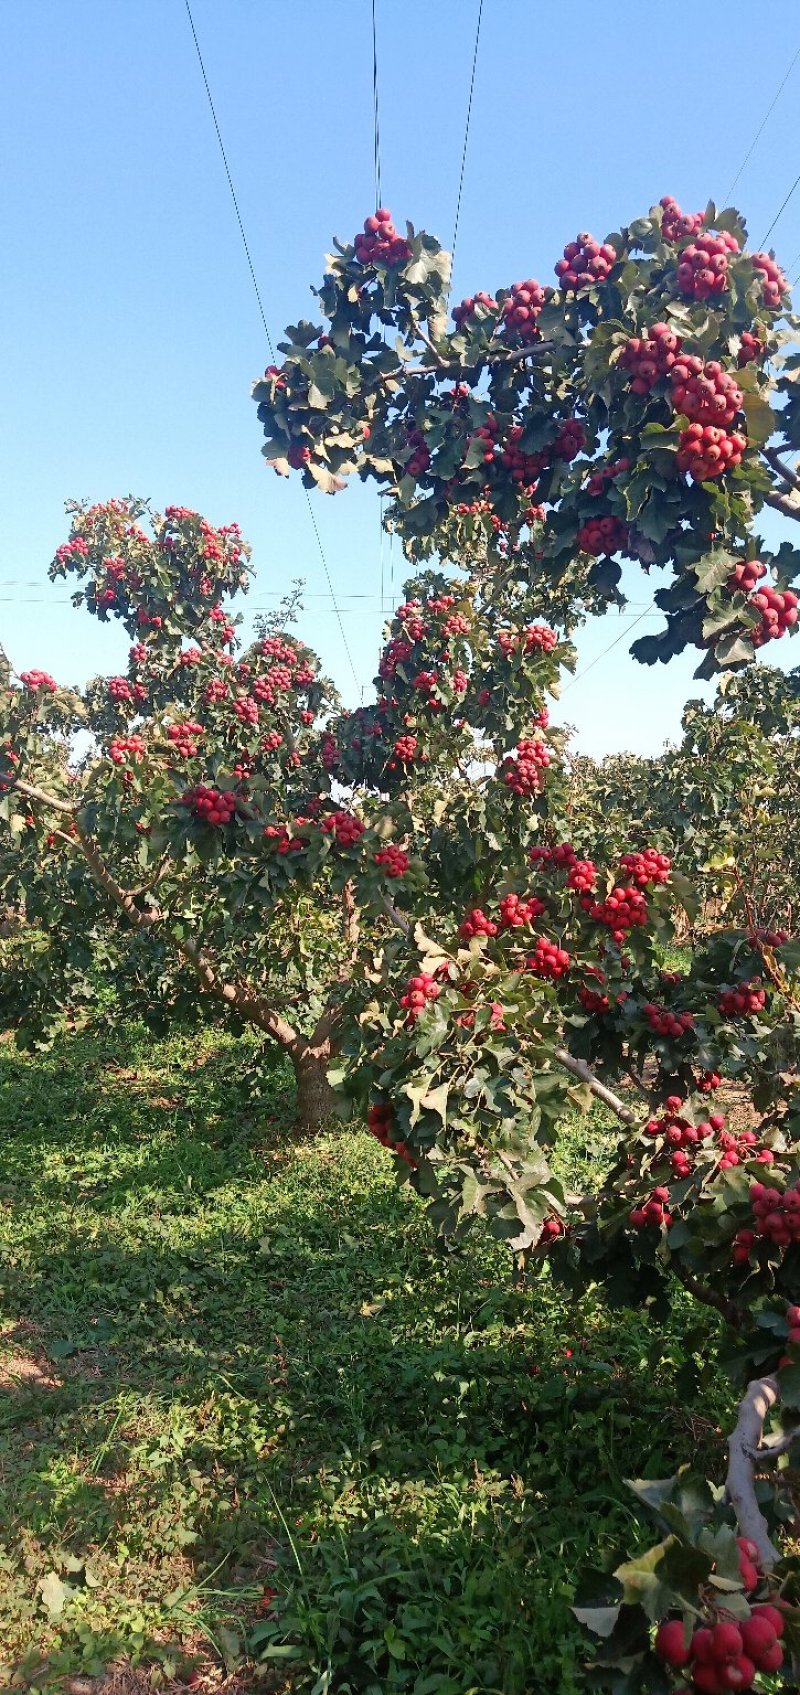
[182,0,275,362]
[451,0,484,279]
[760,166,800,248]
[722,42,800,205]
[181,0,362,698]
[560,606,656,695]
[371,0,382,210]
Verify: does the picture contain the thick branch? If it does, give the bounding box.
[764,446,800,494]
[726,1375,781,1569]
[764,486,800,521]
[553,1047,638,1125]
[672,1264,743,1327]
[6,776,75,814]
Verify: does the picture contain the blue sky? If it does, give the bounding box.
[2,0,799,757]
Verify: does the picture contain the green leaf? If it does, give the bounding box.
[572,1603,621,1639]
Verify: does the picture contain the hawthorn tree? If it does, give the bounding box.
[2,192,800,1688]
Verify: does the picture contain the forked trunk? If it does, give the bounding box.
[292,1039,336,1133]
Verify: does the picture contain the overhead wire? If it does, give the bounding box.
[559,606,656,695]
[451,0,484,281]
[721,42,800,206]
[371,0,382,211]
[759,166,800,249]
[181,0,362,698]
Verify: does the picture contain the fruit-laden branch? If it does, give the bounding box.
[9,777,301,1054]
[726,1374,781,1569]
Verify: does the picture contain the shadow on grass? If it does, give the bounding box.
[0,1023,728,1690]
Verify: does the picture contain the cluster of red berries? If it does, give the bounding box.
[529,841,579,869]
[459,907,499,940]
[400,973,441,1020]
[585,457,631,496]
[391,734,421,766]
[583,884,649,939]
[676,230,740,300]
[737,331,763,367]
[716,1126,771,1175]
[499,425,545,486]
[322,811,365,848]
[555,233,617,290]
[203,678,229,705]
[353,208,411,268]
[524,628,558,664]
[748,1181,800,1247]
[405,427,430,479]
[751,251,788,309]
[671,358,744,427]
[629,1185,671,1229]
[168,721,204,758]
[527,937,571,979]
[452,290,497,327]
[579,983,611,1014]
[264,820,310,856]
[109,734,146,765]
[108,676,134,704]
[698,1070,722,1093]
[644,1003,695,1038]
[754,926,789,948]
[233,697,260,727]
[502,736,551,795]
[178,785,237,826]
[374,846,409,878]
[728,560,767,594]
[567,859,597,893]
[719,980,766,1017]
[619,323,683,392]
[659,194,704,243]
[619,848,671,887]
[498,891,545,928]
[554,418,586,460]
[577,515,630,556]
[750,584,799,646]
[261,729,283,753]
[19,669,57,691]
[501,279,547,341]
[677,423,747,481]
[180,646,203,667]
[655,1596,785,1689]
[366,1103,416,1165]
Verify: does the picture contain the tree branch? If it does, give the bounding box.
[382,894,411,935]
[553,1046,638,1125]
[764,486,800,522]
[764,446,800,494]
[726,1374,781,1569]
[6,776,75,814]
[671,1264,743,1327]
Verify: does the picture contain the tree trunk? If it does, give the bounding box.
[292,1040,336,1134]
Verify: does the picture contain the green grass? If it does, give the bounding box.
[0,1023,733,1692]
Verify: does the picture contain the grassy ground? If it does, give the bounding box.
[0,1021,733,1694]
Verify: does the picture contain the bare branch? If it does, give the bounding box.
[764,445,800,494]
[382,894,411,935]
[750,1428,799,1462]
[5,776,75,815]
[553,1046,638,1125]
[764,486,800,522]
[672,1264,743,1327]
[726,1374,781,1569]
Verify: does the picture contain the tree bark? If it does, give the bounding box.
[291,1038,336,1134]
